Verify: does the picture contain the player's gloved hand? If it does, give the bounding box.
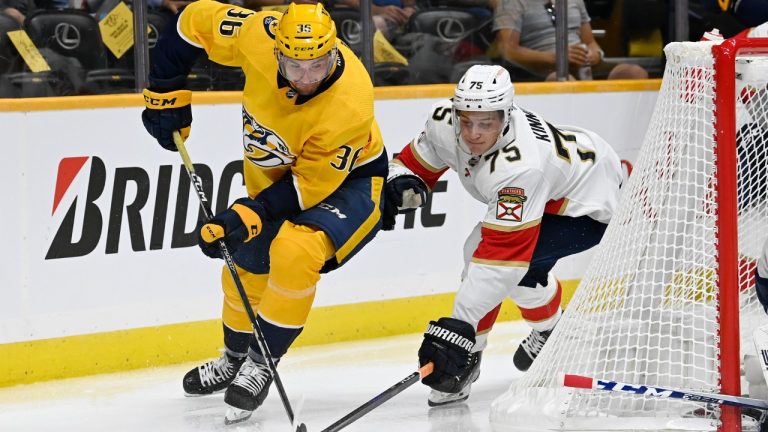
[418,317,476,393]
[382,162,428,231]
[197,198,265,259]
[141,88,192,151]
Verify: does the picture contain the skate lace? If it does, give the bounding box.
[199,355,236,387]
[231,359,272,396]
[521,330,549,358]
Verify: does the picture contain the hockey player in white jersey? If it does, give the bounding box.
[755,240,768,313]
[384,65,623,406]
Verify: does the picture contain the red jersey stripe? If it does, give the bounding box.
[473,224,540,263]
[519,280,562,322]
[395,143,447,189]
[544,198,568,215]
[477,303,502,334]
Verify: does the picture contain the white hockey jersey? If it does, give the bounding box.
[395,100,623,307]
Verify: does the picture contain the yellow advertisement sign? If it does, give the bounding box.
[7,30,51,73]
[99,2,134,59]
[373,30,408,66]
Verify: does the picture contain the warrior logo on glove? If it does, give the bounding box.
[425,322,475,351]
[418,317,477,394]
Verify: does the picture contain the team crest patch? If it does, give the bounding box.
[242,108,296,168]
[263,16,277,39]
[497,187,526,222]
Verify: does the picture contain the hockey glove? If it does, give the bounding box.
[382,162,428,231]
[141,88,192,151]
[197,198,265,259]
[418,317,476,393]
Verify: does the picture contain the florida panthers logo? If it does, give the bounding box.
[243,108,296,168]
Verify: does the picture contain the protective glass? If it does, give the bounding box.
[277,51,336,84]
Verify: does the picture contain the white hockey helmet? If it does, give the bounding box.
[452,65,515,154]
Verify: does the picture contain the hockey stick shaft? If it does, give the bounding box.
[320,363,433,432]
[562,373,768,410]
[173,132,298,426]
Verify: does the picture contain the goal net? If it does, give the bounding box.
[490,38,768,431]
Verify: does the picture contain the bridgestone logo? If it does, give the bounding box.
[426,324,474,351]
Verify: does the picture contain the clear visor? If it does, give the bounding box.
[451,107,510,154]
[277,51,336,84]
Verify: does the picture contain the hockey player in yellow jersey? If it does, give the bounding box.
[141,1,387,423]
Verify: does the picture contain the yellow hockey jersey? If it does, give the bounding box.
[177,0,385,210]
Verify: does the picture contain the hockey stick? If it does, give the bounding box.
[561,373,768,410]
[172,132,306,432]
[319,363,433,432]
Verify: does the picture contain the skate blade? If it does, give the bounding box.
[224,407,253,425]
[184,389,224,398]
[427,394,469,408]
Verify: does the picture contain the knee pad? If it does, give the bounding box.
[221,263,268,332]
[510,272,563,331]
[261,222,333,327]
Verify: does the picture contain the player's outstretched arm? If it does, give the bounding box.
[141,12,203,151]
[142,1,257,150]
[382,161,429,231]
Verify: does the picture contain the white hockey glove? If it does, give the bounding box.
[383,162,429,230]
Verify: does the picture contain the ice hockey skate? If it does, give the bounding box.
[223,356,273,425]
[182,352,245,396]
[428,352,482,407]
[513,328,553,371]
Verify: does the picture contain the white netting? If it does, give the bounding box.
[490,41,768,431]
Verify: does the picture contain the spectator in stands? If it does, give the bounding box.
[1,0,32,23]
[243,0,415,40]
[148,0,192,14]
[334,0,416,39]
[493,0,649,81]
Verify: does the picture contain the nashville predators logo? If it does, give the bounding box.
[242,108,296,168]
[263,16,278,39]
[497,187,526,222]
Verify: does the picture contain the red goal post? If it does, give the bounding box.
[490,36,768,432]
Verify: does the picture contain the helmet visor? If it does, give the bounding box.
[278,51,335,84]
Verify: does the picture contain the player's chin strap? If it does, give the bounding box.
[172,131,307,432]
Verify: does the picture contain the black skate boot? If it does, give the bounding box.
[182,352,246,396]
[513,328,553,371]
[223,357,273,425]
[428,352,482,407]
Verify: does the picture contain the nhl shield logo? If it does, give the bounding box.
[496,187,526,222]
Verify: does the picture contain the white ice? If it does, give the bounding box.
[0,321,533,432]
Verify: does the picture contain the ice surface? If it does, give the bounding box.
[0,321,532,432]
